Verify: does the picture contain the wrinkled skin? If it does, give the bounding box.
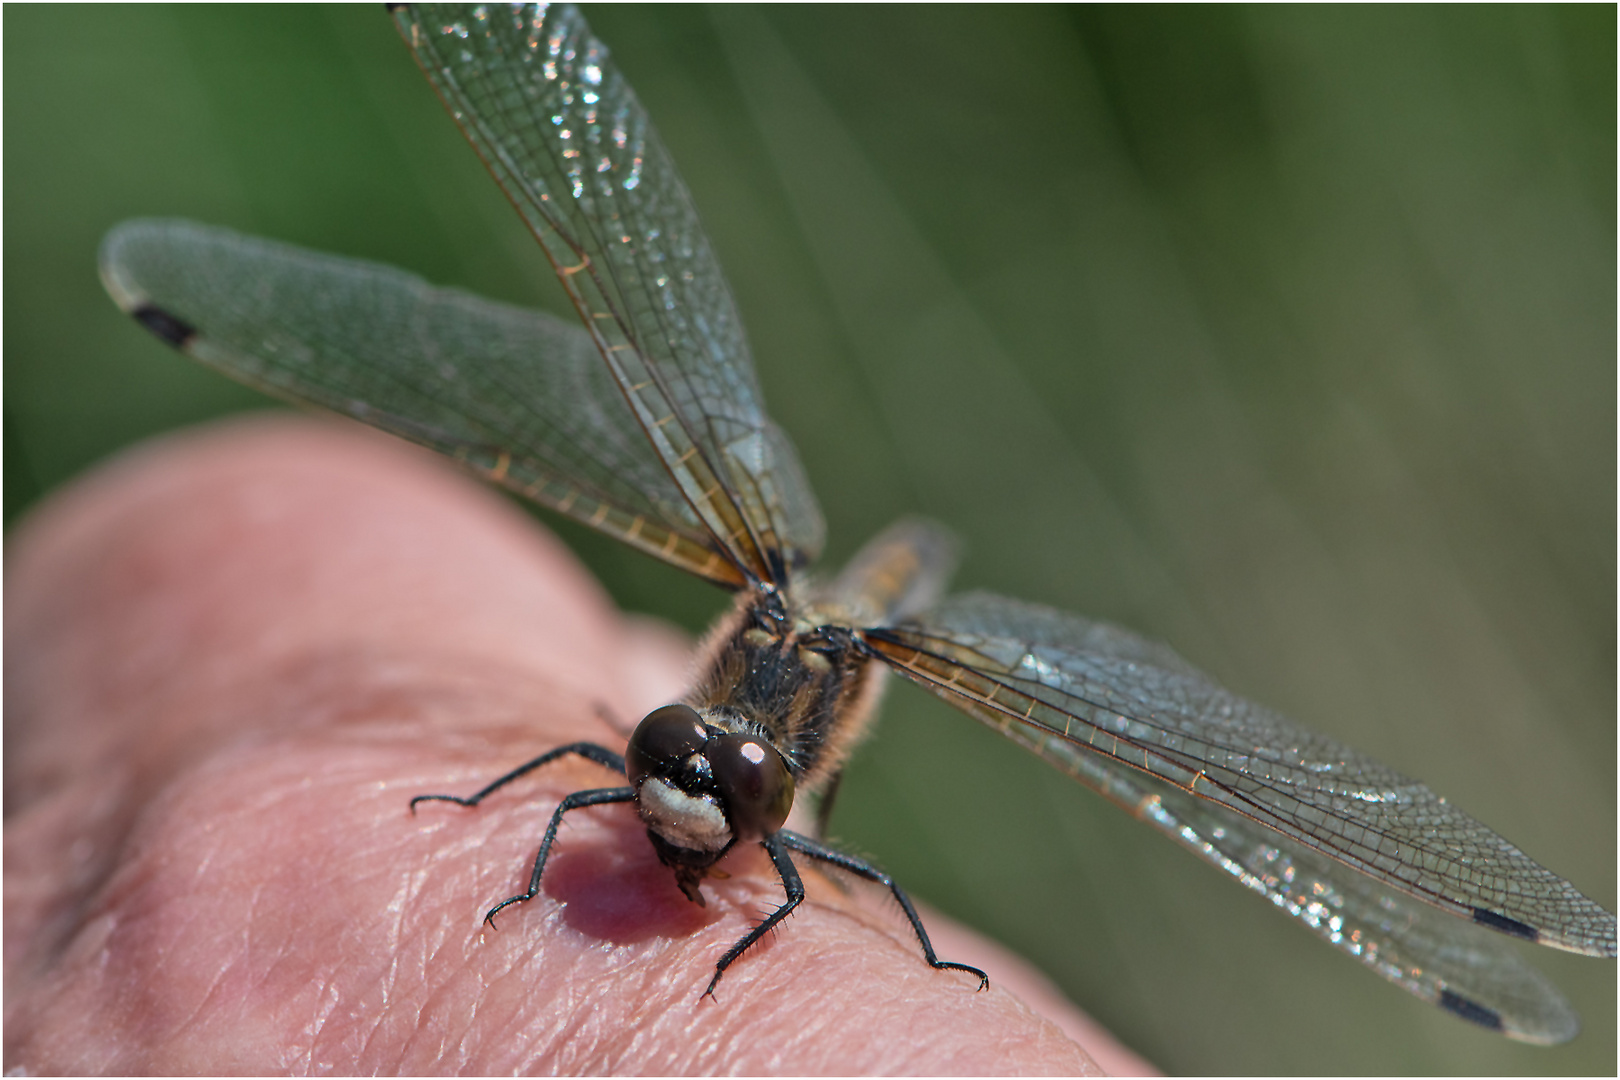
[5,416,1153,1075]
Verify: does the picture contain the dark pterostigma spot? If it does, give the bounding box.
[1473,907,1539,942]
[132,304,197,348]
[1438,988,1504,1031]
[384,2,411,11]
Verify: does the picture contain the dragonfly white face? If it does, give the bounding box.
[96,0,1614,1047]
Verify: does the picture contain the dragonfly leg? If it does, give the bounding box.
[591,700,636,740]
[484,785,639,926]
[703,832,806,998]
[778,830,990,990]
[409,741,626,811]
[811,768,845,841]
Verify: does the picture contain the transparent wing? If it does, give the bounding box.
[100,218,739,584]
[867,591,1616,1043]
[392,2,823,586]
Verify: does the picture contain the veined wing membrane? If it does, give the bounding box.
[867,591,1615,1039]
[1025,713,1578,1042]
[393,3,823,585]
[100,219,739,585]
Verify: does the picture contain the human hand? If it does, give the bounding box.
[5,416,1151,1074]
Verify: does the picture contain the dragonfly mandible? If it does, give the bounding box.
[95,1,1615,1040]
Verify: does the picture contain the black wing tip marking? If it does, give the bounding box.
[1437,988,1505,1032]
[384,2,411,11]
[1472,907,1540,943]
[131,304,197,349]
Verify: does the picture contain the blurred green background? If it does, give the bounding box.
[6,5,1613,1073]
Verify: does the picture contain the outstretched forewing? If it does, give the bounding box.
[867,590,1616,1043]
[100,218,737,583]
[392,3,823,585]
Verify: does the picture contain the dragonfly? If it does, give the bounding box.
[97,1,1613,1042]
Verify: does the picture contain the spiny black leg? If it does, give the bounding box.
[409,742,626,812]
[702,833,806,999]
[484,785,637,926]
[812,768,845,841]
[779,829,989,990]
[591,700,635,740]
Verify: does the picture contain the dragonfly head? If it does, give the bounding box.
[625,703,795,892]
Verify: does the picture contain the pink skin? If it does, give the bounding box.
[5,416,1154,1075]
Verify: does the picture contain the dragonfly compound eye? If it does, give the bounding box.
[707,734,795,842]
[625,703,710,788]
